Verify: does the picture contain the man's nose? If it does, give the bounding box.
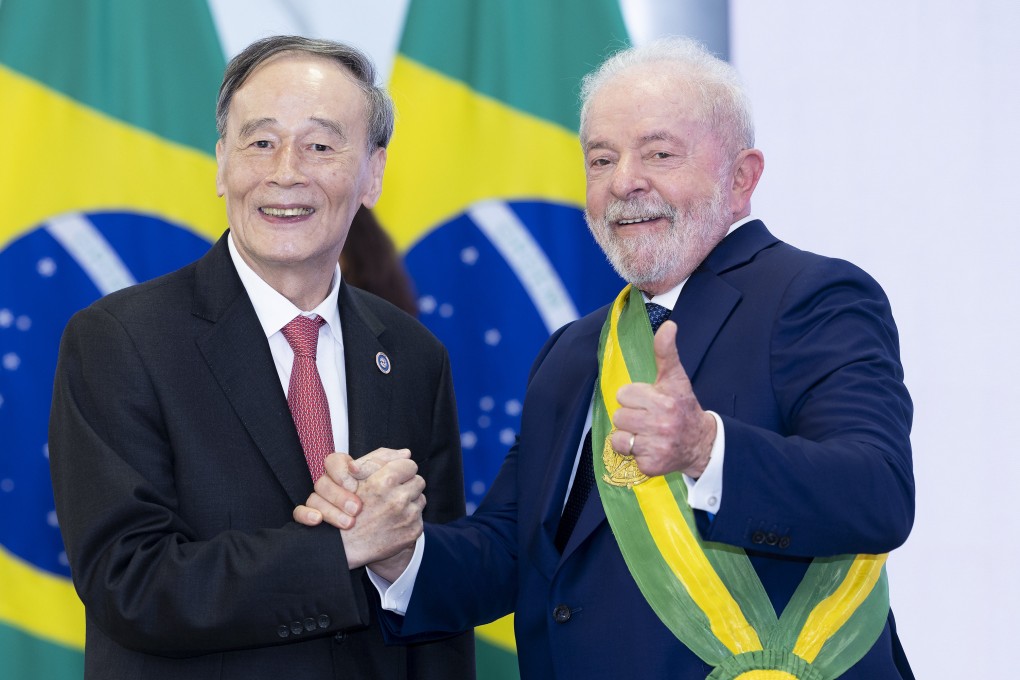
[609,154,650,198]
[267,143,306,185]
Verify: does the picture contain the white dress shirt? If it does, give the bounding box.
[229,235,426,600]
[227,235,350,457]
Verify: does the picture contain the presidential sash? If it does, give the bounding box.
[593,285,890,680]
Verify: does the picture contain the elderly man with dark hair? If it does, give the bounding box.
[301,37,915,680]
[49,35,473,679]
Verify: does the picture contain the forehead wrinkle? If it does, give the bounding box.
[639,130,685,146]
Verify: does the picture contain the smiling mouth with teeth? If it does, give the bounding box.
[617,216,659,225]
[260,207,315,217]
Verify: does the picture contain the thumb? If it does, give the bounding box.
[653,321,685,385]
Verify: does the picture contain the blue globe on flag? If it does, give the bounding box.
[405,200,624,511]
[0,212,211,578]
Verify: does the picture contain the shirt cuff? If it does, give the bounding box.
[366,532,424,616]
[684,410,724,514]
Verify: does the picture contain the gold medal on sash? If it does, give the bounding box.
[601,431,649,488]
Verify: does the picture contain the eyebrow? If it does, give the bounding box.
[236,117,347,141]
[310,117,347,142]
[583,139,613,154]
[238,117,276,139]
[583,130,686,154]
[638,130,685,146]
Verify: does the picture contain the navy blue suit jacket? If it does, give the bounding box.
[391,221,915,679]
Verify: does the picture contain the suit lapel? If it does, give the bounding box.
[338,284,393,458]
[526,328,599,580]
[670,273,740,380]
[194,235,313,506]
[673,220,777,379]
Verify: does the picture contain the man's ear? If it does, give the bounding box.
[361,147,387,209]
[214,138,226,198]
[729,148,764,216]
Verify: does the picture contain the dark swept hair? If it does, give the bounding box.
[215,35,394,149]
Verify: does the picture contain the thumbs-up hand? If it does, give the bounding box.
[609,321,716,478]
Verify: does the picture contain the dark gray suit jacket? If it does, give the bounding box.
[49,233,473,679]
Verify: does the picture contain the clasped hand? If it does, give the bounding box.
[294,448,424,579]
[608,321,716,478]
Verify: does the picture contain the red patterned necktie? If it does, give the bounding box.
[281,314,334,482]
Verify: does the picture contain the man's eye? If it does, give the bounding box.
[252,140,271,149]
[590,158,610,167]
[652,152,672,159]
[311,143,331,152]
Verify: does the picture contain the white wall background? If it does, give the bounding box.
[730,3,1020,677]
[210,1,1018,676]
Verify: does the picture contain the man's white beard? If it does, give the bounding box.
[585,184,730,291]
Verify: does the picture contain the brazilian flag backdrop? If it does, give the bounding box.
[380,0,629,672]
[0,1,225,676]
[0,1,629,677]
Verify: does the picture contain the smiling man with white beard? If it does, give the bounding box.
[300,36,916,680]
[584,169,728,295]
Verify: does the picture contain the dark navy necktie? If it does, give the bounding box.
[645,302,671,334]
[554,302,671,552]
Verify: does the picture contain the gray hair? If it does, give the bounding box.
[216,35,394,149]
[579,37,754,159]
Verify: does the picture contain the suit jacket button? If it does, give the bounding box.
[318,614,331,629]
[303,617,317,632]
[751,531,766,544]
[765,532,779,546]
[333,632,347,643]
[778,536,791,549]
[277,625,290,639]
[290,621,303,635]
[552,605,572,623]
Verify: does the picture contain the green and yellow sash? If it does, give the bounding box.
[593,285,890,680]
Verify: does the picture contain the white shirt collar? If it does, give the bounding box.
[728,214,757,234]
[642,215,756,310]
[227,233,343,338]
